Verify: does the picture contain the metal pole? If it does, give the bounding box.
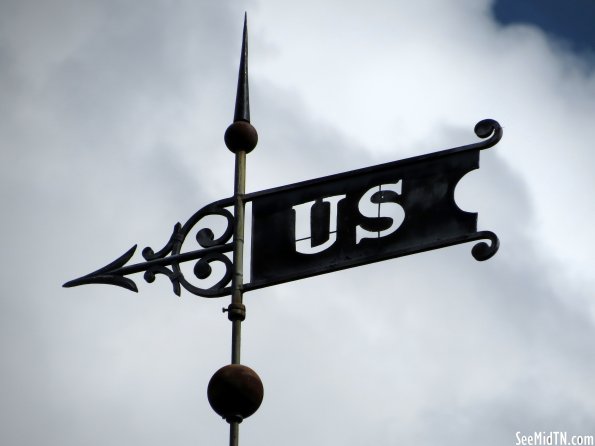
[223,15,258,446]
[227,134,247,446]
[229,418,240,446]
[230,149,246,365]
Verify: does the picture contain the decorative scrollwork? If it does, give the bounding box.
[138,198,235,297]
[144,266,182,296]
[470,231,499,261]
[63,198,236,297]
[471,119,502,150]
[182,200,235,249]
[444,119,502,155]
[142,223,183,260]
[173,252,234,297]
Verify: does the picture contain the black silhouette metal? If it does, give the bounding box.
[63,197,235,296]
[249,119,501,290]
[64,119,502,297]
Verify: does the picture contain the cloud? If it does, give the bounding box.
[1,0,594,445]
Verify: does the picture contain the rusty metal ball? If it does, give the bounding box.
[207,364,263,423]
[224,121,258,153]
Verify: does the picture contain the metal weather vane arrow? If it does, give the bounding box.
[63,198,236,297]
[64,119,503,298]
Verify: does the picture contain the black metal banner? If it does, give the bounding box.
[244,119,501,291]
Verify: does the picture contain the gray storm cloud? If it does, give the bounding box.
[1,0,594,445]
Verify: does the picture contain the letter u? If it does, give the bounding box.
[292,195,346,254]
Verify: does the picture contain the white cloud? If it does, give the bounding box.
[1,0,594,445]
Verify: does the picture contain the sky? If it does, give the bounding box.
[1,1,594,445]
[494,0,595,56]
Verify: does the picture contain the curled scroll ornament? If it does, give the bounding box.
[141,197,235,297]
[464,119,502,261]
[472,119,502,151]
[469,231,499,261]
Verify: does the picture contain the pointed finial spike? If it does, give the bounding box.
[225,14,258,154]
[233,13,250,123]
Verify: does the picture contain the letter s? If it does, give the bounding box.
[356,181,404,244]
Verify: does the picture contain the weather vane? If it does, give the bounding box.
[64,13,502,446]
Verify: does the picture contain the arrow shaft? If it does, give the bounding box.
[111,243,233,277]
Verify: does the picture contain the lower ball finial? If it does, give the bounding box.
[207,364,264,423]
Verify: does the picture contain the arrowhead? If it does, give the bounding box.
[63,245,139,292]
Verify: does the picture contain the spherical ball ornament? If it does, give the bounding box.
[224,121,258,153]
[207,364,264,423]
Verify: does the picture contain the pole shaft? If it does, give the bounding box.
[231,150,246,365]
[225,15,254,446]
[228,150,246,446]
[230,420,240,446]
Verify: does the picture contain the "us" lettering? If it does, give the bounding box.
[292,181,403,254]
